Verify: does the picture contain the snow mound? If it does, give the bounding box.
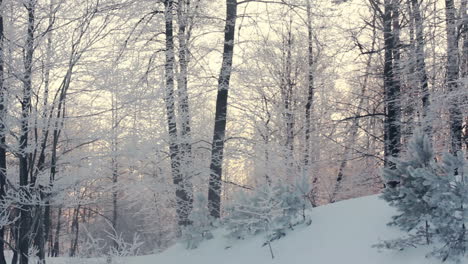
[122,195,464,264]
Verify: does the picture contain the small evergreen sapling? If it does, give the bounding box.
[378,132,468,262]
[380,133,435,245]
[424,153,467,262]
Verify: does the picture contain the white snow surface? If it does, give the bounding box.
[48,195,467,263]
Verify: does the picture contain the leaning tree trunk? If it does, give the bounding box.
[163,0,191,226]
[0,1,7,263]
[331,17,376,202]
[208,0,237,219]
[445,0,463,153]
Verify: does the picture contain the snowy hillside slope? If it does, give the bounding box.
[121,195,465,264]
[42,195,466,264]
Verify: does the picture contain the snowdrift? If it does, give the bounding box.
[121,195,464,264]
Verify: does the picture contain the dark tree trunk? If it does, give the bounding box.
[208,0,237,219]
[445,0,463,153]
[33,199,46,263]
[19,2,36,263]
[303,0,315,206]
[69,206,79,257]
[51,208,61,257]
[383,0,401,168]
[0,1,7,263]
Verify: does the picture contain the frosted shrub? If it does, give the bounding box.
[224,179,311,244]
[183,193,215,249]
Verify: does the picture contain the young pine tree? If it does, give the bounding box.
[379,132,468,262]
[424,153,467,262]
[381,133,435,245]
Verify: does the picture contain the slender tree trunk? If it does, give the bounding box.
[33,196,45,263]
[279,22,296,183]
[51,208,61,257]
[383,0,401,169]
[411,0,431,134]
[402,0,416,143]
[0,1,7,263]
[208,0,237,219]
[176,0,193,223]
[69,206,80,257]
[460,0,468,153]
[303,0,315,205]
[445,0,463,153]
[163,0,191,226]
[111,91,118,250]
[19,2,36,263]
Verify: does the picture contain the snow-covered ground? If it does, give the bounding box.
[39,195,468,263]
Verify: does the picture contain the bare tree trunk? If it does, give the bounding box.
[303,0,315,205]
[69,206,80,257]
[445,0,463,153]
[163,0,191,226]
[33,193,46,263]
[411,0,431,134]
[383,0,401,169]
[460,0,468,153]
[111,91,118,250]
[0,1,7,263]
[280,22,295,183]
[19,2,36,263]
[51,208,61,257]
[208,0,237,219]
[176,0,193,223]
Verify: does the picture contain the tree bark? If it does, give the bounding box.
[69,206,80,257]
[111,90,118,250]
[411,0,430,134]
[383,0,401,168]
[176,0,193,223]
[208,0,237,219]
[19,2,36,263]
[51,208,61,257]
[281,24,295,183]
[163,0,191,226]
[445,0,463,153]
[0,1,7,263]
[303,0,315,206]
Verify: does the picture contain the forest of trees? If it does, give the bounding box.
[0,0,466,263]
